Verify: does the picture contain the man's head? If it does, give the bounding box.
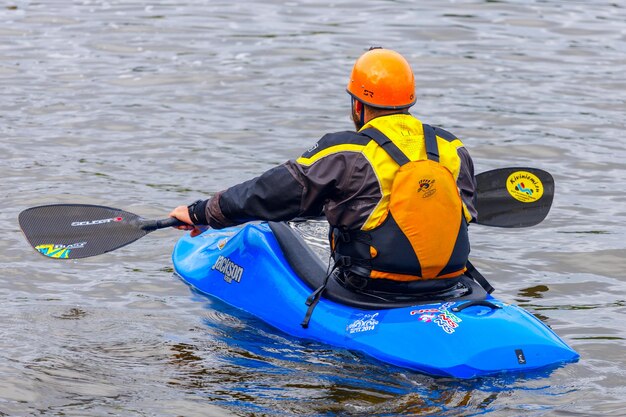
[347,47,416,129]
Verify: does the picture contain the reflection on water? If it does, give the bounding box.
[162,304,574,416]
[2,0,626,415]
[518,285,550,300]
[53,307,89,320]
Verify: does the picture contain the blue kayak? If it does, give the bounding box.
[172,221,579,379]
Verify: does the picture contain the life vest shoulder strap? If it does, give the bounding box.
[360,127,410,165]
[360,124,440,164]
[423,124,440,163]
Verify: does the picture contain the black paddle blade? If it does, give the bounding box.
[19,204,152,259]
[475,167,554,228]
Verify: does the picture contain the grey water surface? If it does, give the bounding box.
[1,1,625,416]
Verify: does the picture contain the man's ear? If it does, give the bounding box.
[354,100,363,113]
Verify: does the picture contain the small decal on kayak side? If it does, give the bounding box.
[411,302,462,334]
[211,255,244,284]
[435,310,462,334]
[515,349,527,365]
[346,312,380,335]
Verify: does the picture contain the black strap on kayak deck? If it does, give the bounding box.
[465,260,494,294]
[302,239,359,328]
[301,263,335,329]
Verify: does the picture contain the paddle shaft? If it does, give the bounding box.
[140,217,185,231]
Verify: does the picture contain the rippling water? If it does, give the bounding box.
[1,1,625,415]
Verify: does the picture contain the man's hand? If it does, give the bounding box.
[169,205,206,237]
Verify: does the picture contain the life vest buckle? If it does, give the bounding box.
[331,226,352,243]
[335,255,352,268]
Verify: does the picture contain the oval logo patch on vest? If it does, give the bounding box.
[506,171,544,203]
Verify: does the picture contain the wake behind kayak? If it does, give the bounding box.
[172,222,578,379]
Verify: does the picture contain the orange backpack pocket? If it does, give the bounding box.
[382,159,464,279]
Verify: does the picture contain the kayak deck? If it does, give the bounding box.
[172,222,579,379]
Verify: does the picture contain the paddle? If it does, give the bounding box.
[475,167,554,228]
[18,167,554,260]
[18,204,182,259]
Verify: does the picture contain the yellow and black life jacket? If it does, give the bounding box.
[333,124,469,281]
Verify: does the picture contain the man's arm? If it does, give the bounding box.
[457,146,477,222]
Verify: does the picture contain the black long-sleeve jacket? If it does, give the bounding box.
[194,115,476,231]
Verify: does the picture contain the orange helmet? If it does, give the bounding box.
[346,48,416,109]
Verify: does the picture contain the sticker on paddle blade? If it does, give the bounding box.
[506,171,544,203]
[35,242,86,259]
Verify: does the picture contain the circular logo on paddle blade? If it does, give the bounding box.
[506,171,544,203]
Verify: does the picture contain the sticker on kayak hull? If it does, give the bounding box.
[434,310,462,334]
[211,255,244,284]
[506,171,544,203]
[346,312,381,335]
[411,302,462,334]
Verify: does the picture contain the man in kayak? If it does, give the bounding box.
[170,47,476,294]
